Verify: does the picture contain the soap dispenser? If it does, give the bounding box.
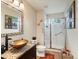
[31,37,37,44]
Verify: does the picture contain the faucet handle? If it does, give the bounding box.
[8,38,12,40]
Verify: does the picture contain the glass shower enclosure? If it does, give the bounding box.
[44,18,66,49]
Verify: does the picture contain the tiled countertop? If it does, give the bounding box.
[1,43,36,59]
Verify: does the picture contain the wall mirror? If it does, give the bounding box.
[1,1,23,37]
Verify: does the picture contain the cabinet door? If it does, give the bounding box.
[18,45,36,59]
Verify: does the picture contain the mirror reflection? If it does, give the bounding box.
[1,1,23,37]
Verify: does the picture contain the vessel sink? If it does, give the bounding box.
[10,39,28,49]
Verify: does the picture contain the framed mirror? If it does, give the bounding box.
[1,1,23,37]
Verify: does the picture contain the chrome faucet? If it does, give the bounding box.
[1,34,12,54]
[5,34,12,50]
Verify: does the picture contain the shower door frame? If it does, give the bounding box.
[44,17,67,49]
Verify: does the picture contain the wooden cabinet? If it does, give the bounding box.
[18,45,36,59]
[63,54,73,59]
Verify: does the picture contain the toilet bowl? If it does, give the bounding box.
[36,45,46,57]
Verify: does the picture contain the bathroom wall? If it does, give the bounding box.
[36,12,65,46]
[1,0,37,45]
[22,0,37,40]
[47,12,65,19]
[36,11,45,45]
[64,0,78,59]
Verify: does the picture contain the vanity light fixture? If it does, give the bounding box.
[19,0,24,10]
[19,3,24,10]
[8,0,14,3]
[13,0,20,7]
[8,0,24,10]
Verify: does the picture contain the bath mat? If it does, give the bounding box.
[39,53,54,59]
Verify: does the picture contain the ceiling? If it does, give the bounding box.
[26,0,72,14]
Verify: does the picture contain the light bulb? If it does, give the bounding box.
[8,0,13,3]
[20,3,24,10]
[13,0,20,7]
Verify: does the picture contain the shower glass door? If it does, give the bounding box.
[44,18,66,49]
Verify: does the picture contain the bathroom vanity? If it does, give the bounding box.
[1,43,36,59]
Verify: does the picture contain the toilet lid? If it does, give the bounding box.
[37,45,46,49]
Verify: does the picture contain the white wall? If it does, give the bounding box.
[1,0,37,45]
[64,0,78,59]
[22,0,36,40]
[36,11,45,45]
[47,12,65,19]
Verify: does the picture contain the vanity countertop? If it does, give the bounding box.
[1,43,36,59]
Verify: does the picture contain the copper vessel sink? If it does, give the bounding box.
[10,39,28,49]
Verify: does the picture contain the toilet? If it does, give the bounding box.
[36,45,46,57]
